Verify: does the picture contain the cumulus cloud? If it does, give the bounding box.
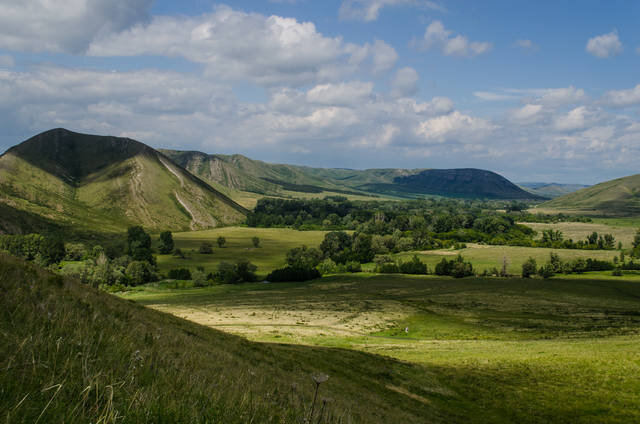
[88,6,395,86]
[509,104,544,125]
[415,111,497,142]
[601,84,640,107]
[391,67,419,97]
[586,31,622,58]
[421,21,491,57]
[339,0,445,22]
[0,0,152,53]
[306,81,374,105]
[554,106,596,131]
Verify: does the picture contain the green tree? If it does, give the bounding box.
[158,231,174,254]
[217,236,226,248]
[521,257,537,278]
[252,236,260,248]
[41,236,66,265]
[126,261,152,286]
[127,226,154,264]
[286,246,323,269]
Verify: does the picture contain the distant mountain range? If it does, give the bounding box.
[162,150,542,200]
[10,128,632,235]
[518,182,590,199]
[0,129,246,233]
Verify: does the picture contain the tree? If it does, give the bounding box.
[217,236,226,248]
[40,236,66,265]
[215,259,257,284]
[192,269,207,287]
[398,255,428,275]
[127,226,154,264]
[199,242,213,254]
[320,231,352,263]
[252,236,260,248]
[521,257,537,278]
[158,231,174,254]
[126,261,153,286]
[286,246,323,269]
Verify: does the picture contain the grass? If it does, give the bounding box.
[1,253,485,424]
[155,226,329,276]
[392,243,622,275]
[521,221,638,248]
[122,273,640,423]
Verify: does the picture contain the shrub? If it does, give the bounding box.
[539,264,555,279]
[317,258,337,275]
[377,262,400,274]
[435,255,474,278]
[168,268,191,280]
[199,242,213,254]
[215,259,257,284]
[344,261,362,273]
[266,267,321,282]
[158,231,174,254]
[252,236,260,248]
[217,236,226,248]
[522,258,537,278]
[192,269,207,287]
[126,261,154,286]
[398,255,428,275]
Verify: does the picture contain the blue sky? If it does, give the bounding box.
[0,0,639,184]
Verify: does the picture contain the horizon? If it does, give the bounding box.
[0,1,639,185]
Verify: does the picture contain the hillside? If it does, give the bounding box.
[0,253,479,423]
[542,173,640,216]
[0,129,246,233]
[518,182,589,199]
[163,150,541,200]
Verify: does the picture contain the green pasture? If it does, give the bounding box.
[122,273,640,423]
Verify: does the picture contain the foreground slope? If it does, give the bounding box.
[0,253,486,423]
[164,150,541,200]
[0,129,246,233]
[542,173,640,216]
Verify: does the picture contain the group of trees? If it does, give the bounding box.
[532,230,618,250]
[521,252,633,279]
[0,233,65,265]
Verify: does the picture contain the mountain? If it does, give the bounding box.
[541,174,640,216]
[0,129,246,233]
[163,150,541,200]
[518,182,590,199]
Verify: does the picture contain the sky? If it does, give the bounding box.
[0,1,639,184]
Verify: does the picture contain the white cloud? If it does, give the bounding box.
[306,81,374,105]
[339,0,444,22]
[554,106,594,131]
[537,86,586,106]
[601,84,640,107]
[415,111,497,142]
[371,39,398,73]
[586,31,622,58]
[89,6,394,86]
[474,91,518,101]
[514,39,538,51]
[422,20,492,57]
[0,55,14,67]
[0,0,152,53]
[391,67,419,97]
[509,104,544,125]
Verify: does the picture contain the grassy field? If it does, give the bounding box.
[156,227,329,276]
[122,273,640,423]
[392,243,622,275]
[522,221,638,248]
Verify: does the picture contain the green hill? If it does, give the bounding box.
[163,150,540,200]
[0,253,480,423]
[518,182,589,199]
[0,129,246,233]
[542,174,640,216]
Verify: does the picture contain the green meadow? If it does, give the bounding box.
[122,273,640,423]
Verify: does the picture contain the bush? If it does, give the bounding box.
[192,269,208,287]
[344,261,362,273]
[126,261,154,286]
[199,242,213,254]
[435,255,474,278]
[252,236,260,248]
[168,268,191,280]
[539,264,555,279]
[158,231,174,254]
[398,255,428,275]
[215,259,257,284]
[377,262,400,274]
[317,258,337,275]
[266,267,321,282]
[522,257,537,278]
[217,236,226,248]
